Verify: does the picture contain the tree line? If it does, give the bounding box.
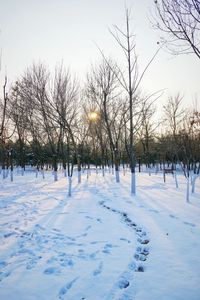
[0,62,199,176]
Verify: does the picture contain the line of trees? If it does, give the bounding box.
[0,62,199,176]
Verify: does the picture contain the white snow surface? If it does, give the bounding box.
[0,169,200,300]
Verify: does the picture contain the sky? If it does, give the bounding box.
[0,0,199,112]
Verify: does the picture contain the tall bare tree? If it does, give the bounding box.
[86,59,125,182]
[108,9,160,194]
[138,92,161,171]
[18,64,62,180]
[8,81,30,175]
[52,64,79,187]
[0,76,9,179]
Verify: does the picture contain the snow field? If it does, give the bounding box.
[0,169,200,299]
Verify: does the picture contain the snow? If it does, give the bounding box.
[0,169,200,300]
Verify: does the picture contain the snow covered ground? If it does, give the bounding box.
[0,169,200,300]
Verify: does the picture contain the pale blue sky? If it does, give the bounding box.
[0,0,199,110]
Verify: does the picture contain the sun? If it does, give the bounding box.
[88,111,99,122]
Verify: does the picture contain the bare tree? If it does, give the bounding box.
[8,81,30,175]
[138,92,161,172]
[0,76,9,179]
[153,0,200,59]
[108,9,160,194]
[52,65,79,178]
[52,64,79,188]
[18,63,63,181]
[163,94,185,139]
[162,94,186,186]
[86,59,125,182]
[83,99,108,175]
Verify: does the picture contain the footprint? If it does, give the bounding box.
[90,241,99,245]
[52,228,61,232]
[105,243,113,248]
[0,270,11,282]
[102,243,115,254]
[118,278,130,289]
[76,233,87,238]
[149,209,159,213]
[26,261,36,270]
[120,238,131,243]
[183,221,195,227]
[93,262,103,276]
[122,213,128,218]
[137,238,149,245]
[123,216,136,228]
[34,224,45,231]
[85,216,93,220]
[0,261,8,268]
[47,256,57,264]
[139,231,147,237]
[89,251,99,259]
[135,265,144,272]
[66,236,76,241]
[26,256,41,270]
[4,232,16,238]
[134,253,146,261]
[60,258,74,267]
[141,248,149,256]
[44,266,61,275]
[128,261,136,271]
[20,231,31,238]
[85,225,92,231]
[58,277,79,299]
[169,214,178,219]
[102,248,110,254]
[134,246,148,261]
